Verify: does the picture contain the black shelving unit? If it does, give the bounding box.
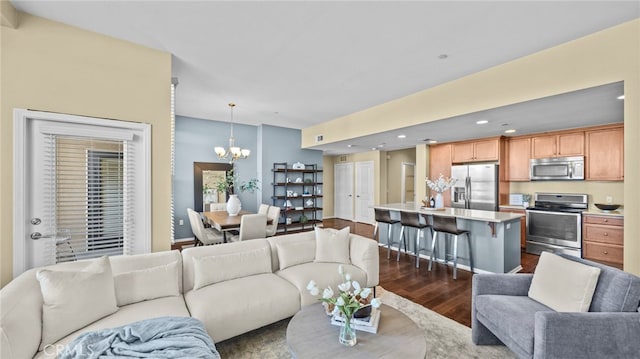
[272,162,323,234]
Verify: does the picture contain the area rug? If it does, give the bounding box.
[215,287,515,358]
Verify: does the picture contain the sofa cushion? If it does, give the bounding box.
[193,246,271,290]
[185,273,300,342]
[314,227,351,264]
[558,254,640,312]
[528,252,601,312]
[33,296,190,359]
[277,262,367,306]
[36,256,118,350]
[276,241,316,270]
[114,261,180,306]
[266,231,315,272]
[475,294,554,358]
[110,250,183,294]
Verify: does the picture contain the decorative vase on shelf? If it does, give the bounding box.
[435,193,444,209]
[226,194,242,216]
[339,316,357,346]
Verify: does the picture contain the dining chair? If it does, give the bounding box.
[428,215,473,279]
[187,208,224,246]
[258,204,270,215]
[228,214,268,242]
[265,206,281,237]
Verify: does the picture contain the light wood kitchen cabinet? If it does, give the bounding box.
[506,137,531,181]
[499,208,526,250]
[586,125,624,181]
[531,132,584,159]
[429,144,452,207]
[451,138,499,163]
[583,214,623,267]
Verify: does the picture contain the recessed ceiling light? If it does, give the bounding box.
[438,54,448,59]
[347,144,353,148]
[504,129,516,134]
[371,147,377,151]
[428,140,438,144]
[476,120,489,125]
[618,95,625,100]
[397,134,406,139]
[377,144,384,148]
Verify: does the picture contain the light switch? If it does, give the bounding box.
[606,196,613,204]
[179,219,184,226]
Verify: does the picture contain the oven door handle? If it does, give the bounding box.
[525,209,581,217]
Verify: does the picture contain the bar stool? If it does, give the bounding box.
[398,211,433,268]
[428,215,473,279]
[373,208,401,259]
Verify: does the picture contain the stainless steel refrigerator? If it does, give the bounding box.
[450,163,499,211]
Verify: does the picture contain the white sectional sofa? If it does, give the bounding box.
[0,229,379,358]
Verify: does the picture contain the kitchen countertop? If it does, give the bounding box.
[375,203,523,223]
[583,209,624,217]
[499,205,527,210]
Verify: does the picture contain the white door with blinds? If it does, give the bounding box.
[13,109,151,275]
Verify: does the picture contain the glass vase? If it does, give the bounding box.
[339,316,357,346]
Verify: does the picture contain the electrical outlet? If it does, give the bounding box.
[606,196,613,204]
[179,219,184,226]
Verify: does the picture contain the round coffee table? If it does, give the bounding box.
[286,304,426,358]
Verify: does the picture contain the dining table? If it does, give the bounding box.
[203,210,273,242]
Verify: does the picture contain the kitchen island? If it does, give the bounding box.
[374,203,523,274]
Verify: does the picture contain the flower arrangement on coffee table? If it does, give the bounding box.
[306,265,381,346]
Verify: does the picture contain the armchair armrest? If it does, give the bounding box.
[349,235,379,288]
[534,311,640,359]
[472,273,533,297]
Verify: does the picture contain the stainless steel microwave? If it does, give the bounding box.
[530,156,584,181]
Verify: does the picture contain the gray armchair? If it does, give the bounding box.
[472,255,640,359]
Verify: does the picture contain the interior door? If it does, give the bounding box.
[355,161,374,224]
[334,163,354,221]
[401,162,415,203]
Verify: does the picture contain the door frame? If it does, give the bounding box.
[13,108,151,277]
[400,162,416,204]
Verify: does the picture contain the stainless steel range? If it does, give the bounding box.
[525,193,588,258]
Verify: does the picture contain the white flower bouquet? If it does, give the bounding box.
[307,265,382,345]
[426,174,457,193]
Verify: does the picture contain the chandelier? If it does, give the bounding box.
[214,103,250,163]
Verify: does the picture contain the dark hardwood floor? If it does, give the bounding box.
[324,218,540,328]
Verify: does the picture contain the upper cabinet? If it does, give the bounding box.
[451,138,499,163]
[531,132,584,159]
[429,144,452,207]
[586,125,624,181]
[506,137,531,181]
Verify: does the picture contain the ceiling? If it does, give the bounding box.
[11,1,638,153]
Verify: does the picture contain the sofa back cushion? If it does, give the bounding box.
[267,231,315,272]
[182,239,273,292]
[276,241,316,270]
[36,256,118,350]
[559,254,640,312]
[110,250,183,306]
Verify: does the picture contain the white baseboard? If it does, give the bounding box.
[172,236,195,244]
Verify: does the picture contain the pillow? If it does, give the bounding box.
[36,256,118,349]
[193,247,271,290]
[113,261,180,306]
[528,252,601,312]
[276,241,316,270]
[314,226,351,264]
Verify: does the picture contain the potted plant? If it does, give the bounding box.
[215,168,260,216]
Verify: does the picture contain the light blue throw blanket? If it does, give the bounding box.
[59,316,220,359]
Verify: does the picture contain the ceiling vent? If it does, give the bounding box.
[315,135,324,143]
[339,155,348,162]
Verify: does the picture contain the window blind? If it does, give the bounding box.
[43,134,136,263]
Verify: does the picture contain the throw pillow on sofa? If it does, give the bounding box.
[276,241,316,270]
[114,261,180,306]
[36,256,118,349]
[314,226,351,264]
[193,246,272,290]
[528,251,601,312]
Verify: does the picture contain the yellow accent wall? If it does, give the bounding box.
[303,20,640,275]
[0,12,172,286]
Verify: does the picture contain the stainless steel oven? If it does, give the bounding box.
[525,193,588,258]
